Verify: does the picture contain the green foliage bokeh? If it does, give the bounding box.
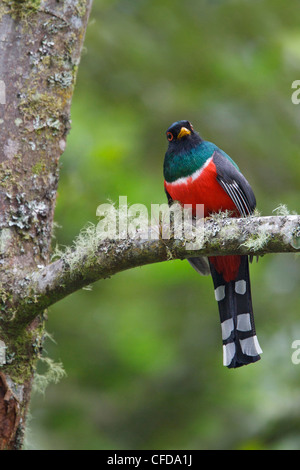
[29,0,300,450]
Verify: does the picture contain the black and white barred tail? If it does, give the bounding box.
[209,255,262,368]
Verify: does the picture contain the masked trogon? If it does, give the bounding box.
[163,120,262,368]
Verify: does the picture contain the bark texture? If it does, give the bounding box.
[0,0,92,450]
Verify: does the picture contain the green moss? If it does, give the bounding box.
[75,0,87,17]
[2,0,41,20]
[18,90,65,138]
[19,91,62,123]
[32,160,46,175]
[0,328,38,383]
[0,167,14,189]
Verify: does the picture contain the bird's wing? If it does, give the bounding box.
[213,150,256,217]
[164,187,173,205]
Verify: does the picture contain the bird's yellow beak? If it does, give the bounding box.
[177,127,191,139]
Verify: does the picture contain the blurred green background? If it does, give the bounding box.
[27,0,300,450]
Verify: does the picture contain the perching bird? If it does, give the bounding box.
[163,120,262,368]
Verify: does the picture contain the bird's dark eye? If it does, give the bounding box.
[166,132,173,141]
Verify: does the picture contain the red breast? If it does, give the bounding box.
[164,158,238,218]
[164,158,241,281]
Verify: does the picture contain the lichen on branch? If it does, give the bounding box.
[2,213,297,333]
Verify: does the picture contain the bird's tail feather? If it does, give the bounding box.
[209,255,262,368]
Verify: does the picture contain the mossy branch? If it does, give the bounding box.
[5,214,300,331]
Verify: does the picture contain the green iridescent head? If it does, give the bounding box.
[163,120,208,183]
[163,120,238,183]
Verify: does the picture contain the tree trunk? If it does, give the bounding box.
[0,0,92,450]
[0,0,298,452]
